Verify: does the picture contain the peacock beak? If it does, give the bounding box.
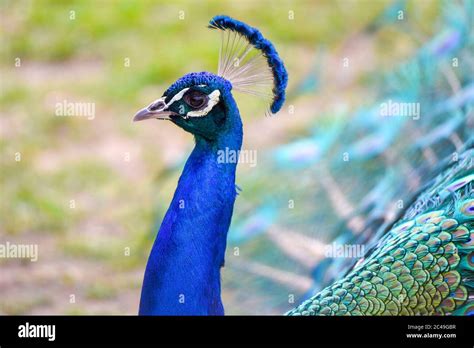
[133,97,177,122]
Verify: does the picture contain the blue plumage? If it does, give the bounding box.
[138,72,242,315]
[164,72,233,100]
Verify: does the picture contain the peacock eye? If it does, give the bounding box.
[183,90,208,109]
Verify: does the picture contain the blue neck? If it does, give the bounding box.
[139,112,243,315]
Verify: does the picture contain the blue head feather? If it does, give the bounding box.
[164,71,232,99]
[209,15,288,114]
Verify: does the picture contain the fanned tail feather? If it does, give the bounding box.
[224,0,474,314]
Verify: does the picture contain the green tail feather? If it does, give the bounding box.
[288,153,474,316]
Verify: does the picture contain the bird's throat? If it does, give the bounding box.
[139,119,243,315]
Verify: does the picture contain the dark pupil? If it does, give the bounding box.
[188,92,205,108]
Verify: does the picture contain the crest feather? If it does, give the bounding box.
[209,15,288,114]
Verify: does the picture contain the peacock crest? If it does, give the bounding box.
[209,15,288,115]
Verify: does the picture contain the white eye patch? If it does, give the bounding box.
[146,88,191,113]
[162,87,221,119]
[167,87,190,106]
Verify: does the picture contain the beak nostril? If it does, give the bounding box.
[149,101,165,111]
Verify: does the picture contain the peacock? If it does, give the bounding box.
[133,13,473,316]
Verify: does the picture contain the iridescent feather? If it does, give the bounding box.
[288,150,474,316]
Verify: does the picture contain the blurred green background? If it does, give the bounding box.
[0,0,444,314]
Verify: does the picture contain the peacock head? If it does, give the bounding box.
[134,72,237,141]
[133,15,288,141]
